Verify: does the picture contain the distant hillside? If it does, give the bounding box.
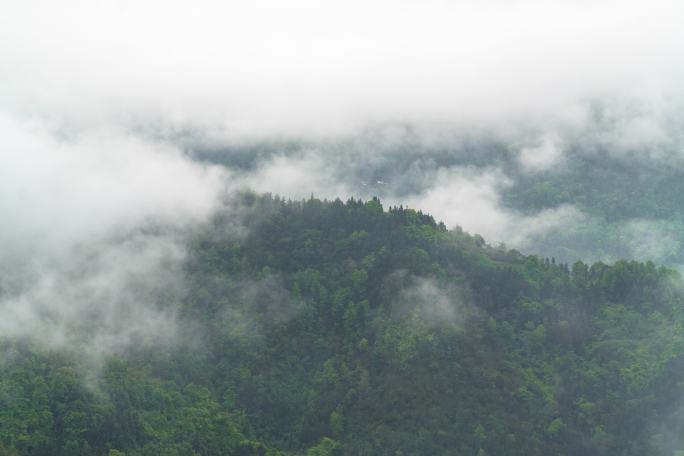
[191,130,684,266]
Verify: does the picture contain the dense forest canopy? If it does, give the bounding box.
[3,194,684,455]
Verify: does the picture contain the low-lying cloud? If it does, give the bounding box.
[0,231,183,363]
[0,113,226,359]
[401,166,583,248]
[518,134,564,172]
[0,114,224,262]
[382,271,474,328]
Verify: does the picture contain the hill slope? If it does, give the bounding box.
[2,194,684,455]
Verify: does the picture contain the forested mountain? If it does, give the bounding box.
[3,194,684,455]
[190,126,684,267]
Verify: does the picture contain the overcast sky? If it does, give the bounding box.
[2,0,683,137]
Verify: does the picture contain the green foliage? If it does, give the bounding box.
[306,438,340,456]
[3,194,684,455]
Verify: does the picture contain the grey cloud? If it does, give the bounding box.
[517,134,564,172]
[384,271,475,328]
[0,114,225,261]
[0,231,184,364]
[1,1,683,137]
[399,166,584,248]
[0,111,226,359]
